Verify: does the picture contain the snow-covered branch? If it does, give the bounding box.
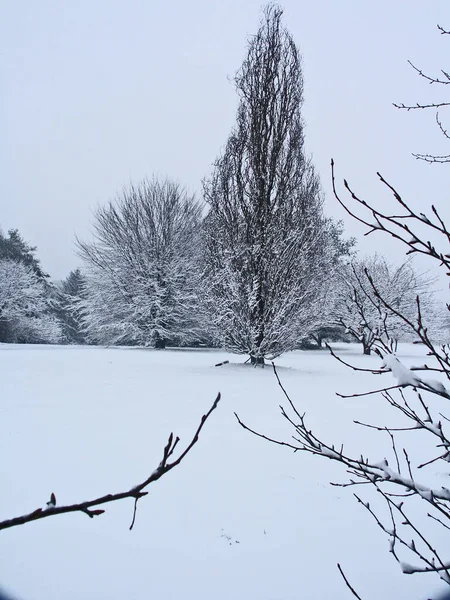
[0,259,61,343]
[238,158,450,588]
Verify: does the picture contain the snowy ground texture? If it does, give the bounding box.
[0,343,447,600]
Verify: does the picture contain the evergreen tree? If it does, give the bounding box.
[0,259,60,343]
[55,269,87,344]
[0,229,48,280]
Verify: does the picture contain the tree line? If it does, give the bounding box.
[0,6,444,361]
[2,5,450,597]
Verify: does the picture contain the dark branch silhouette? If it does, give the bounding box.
[394,24,450,162]
[337,563,363,600]
[0,393,221,531]
[237,158,450,590]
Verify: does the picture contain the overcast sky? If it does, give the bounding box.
[1,0,449,280]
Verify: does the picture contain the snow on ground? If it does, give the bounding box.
[0,343,447,599]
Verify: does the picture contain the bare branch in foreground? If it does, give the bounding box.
[238,151,450,590]
[337,563,363,600]
[330,159,450,272]
[412,152,450,164]
[0,393,221,532]
[392,25,450,162]
[236,355,450,583]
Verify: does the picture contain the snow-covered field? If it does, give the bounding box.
[0,343,445,599]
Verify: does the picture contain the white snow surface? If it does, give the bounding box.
[381,354,424,387]
[0,343,446,600]
[381,354,449,398]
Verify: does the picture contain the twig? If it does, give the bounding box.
[336,384,402,399]
[0,394,221,531]
[337,563,363,600]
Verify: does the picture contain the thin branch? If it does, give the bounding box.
[336,384,403,399]
[234,411,301,452]
[428,513,450,532]
[412,153,450,164]
[271,361,304,422]
[353,421,418,433]
[0,394,221,531]
[129,497,140,531]
[325,343,384,374]
[394,101,450,110]
[337,563,363,600]
[404,60,450,86]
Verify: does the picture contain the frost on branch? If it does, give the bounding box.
[381,354,424,387]
[0,259,61,343]
[237,159,450,590]
[77,178,205,347]
[331,254,439,355]
[202,6,352,363]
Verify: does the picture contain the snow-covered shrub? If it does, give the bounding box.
[0,259,61,343]
[78,178,204,347]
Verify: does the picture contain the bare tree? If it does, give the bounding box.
[0,394,220,531]
[236,163,450,589]
[78,178,204,347]
[203,5,350,364]
[394,24,450,163]
[332,254,438,355]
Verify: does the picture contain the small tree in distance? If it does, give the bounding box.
[333,255,438,355]
[56,269,87,344]
[203,5,352,364]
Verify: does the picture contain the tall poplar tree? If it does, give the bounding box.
[203,5,348,363]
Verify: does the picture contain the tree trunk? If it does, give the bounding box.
[250,355,265,366]
[154,332,166,349]
[311,334,322,348]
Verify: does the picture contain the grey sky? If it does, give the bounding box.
[1,0,449,280]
